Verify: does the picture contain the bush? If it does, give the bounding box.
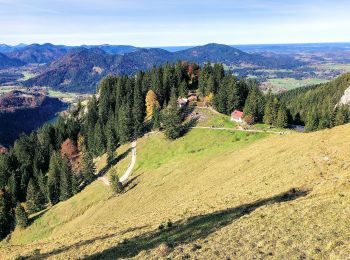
[110,169,123,194]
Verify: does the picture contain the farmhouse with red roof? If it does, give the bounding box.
[231,110,244,123]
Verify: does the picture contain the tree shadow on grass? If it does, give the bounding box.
[23,225,149,259]
[96,148,132,178]
[75,188,308,259]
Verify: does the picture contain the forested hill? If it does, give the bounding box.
[0,53,25,68]
[24,43,302,93]
[6,43,69,64]
[280,73,350,130]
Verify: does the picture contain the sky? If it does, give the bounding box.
[1,0,350,46]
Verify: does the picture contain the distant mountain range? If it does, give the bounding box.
[0,43,303,93]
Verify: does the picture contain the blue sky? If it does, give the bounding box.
[1,0,350,46]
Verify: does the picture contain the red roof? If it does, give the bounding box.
[231,110,244,118]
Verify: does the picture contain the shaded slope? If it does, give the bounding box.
[0,53,25,68]
[25,48,113,93]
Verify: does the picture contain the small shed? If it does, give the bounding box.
[231,110,244,123]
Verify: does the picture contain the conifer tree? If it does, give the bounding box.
[26,178,45,213]
[305,111,318,132]
[15,203,28,228]
[263,91,275,125]
[334,107,346,126]
[81,151,95,185]
[152,104,161,130]
[178,81,188,98]
[47,152,61,205]
[7,172,21,203]
[133,80,145,137]
[276,104,288,128]
[162,91,182,140]
[109,168,123,194]
[243,87,265,122]
[93,119,106,156]
[117,103,133,143]
[0,189,14,239]
[59,156,74,201]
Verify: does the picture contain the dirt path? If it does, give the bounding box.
[191,126,287,135]
[98,140,137,186]
[119,140,137,184]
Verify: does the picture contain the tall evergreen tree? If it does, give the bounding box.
[305,111,319,132]
[243,87,265,122]
[81,151,96,185]
[0,189,14,239]
[276,104,288,128]
[133,79,145,137]
[152,104,161,130]
[47,152,61,205]
[59,157,75,202]
[15,203,28,228]
[26,178,45,213]
[162,92,182,140]
[117,103,133,143]
[93,119,106,156]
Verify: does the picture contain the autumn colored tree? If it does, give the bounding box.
[60,138,78,162]
[145,90,160,120]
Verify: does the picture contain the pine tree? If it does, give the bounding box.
[7,172,21,203]
[15,203,28,228]
[334,107,346,126]
[152,104,161,130]
[0,189,14,239]
[47,152,61,205]
[162,92,182,140]
[243,87,265,122]
[117,103,133,143]
[106,117,118,165]
[133,78,145,137]
[305,111,318,132]
[81,151,95,185]
[109,168,123,194]
[263,91,275,125]
[276,104,288,128]
[26,178,45,213]
[93,119,106,156]
[59,157,74,202]
[178,81,188,98]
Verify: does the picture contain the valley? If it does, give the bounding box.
[0,90,68,147]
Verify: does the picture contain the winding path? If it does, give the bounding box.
[119,141,137,184]
[98,140,137,186]
[191,126,287,135]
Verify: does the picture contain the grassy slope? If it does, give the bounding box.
[1,124,350,259]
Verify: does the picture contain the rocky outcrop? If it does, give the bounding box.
[338,86,350,106]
